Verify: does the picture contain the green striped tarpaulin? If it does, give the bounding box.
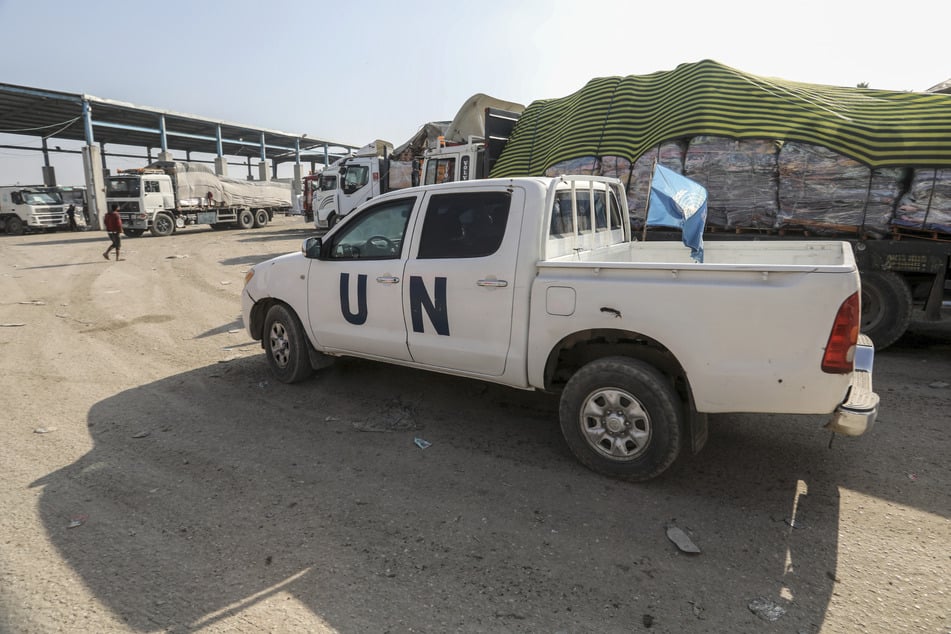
[490,59,951,177]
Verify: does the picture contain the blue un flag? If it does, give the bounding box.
[647,164,708,263]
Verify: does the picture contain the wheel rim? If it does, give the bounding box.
[579,387,651,460]
[156,215,172,234]
[268,320,290,368]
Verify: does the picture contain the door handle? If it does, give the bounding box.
[376,275,400,284]
[477,279,508,288]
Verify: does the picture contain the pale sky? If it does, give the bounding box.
[0,0,947,185]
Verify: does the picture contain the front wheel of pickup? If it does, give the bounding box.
[559,357,683,482]
[263,304,313,384]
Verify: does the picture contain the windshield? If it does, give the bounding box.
[21,191,62,205]
[106,177,141,198]
[318,174,337,191]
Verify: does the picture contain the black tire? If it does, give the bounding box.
[263,304,314,383]
[327,213,338,229]
[860,270,912,350]
[253,209,269,228]
[5,216,24,235]
[150,212,175,237]
[124,228,145,238]
[559,356,683,481]
[209,222,227,230]
[237,209,255,230]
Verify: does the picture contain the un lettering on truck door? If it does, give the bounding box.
[404,188,521,375]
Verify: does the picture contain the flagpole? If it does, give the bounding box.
[642,159,657,242]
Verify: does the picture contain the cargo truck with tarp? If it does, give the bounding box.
[106,161,292,237]
[490,59,951,348]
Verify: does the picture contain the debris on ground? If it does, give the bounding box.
[33,427,57,434]
[131,430,151,438]
[666,525,701,554]
[748,597,787,622]
[166,254,189,259]
[928,381,948,388]
[0,323,26,327]
[414,437,432,449]
[67,514,88,529]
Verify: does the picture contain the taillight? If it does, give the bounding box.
[822,292,860,373]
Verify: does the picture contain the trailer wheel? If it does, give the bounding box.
[237,209,255,230]
[559,356,683,482]
[263,304,314,384]
[123,228,145,238]
[253,209,269,228]
[5,217,24,235]
[150,212,174,237]
[861,270,912,349]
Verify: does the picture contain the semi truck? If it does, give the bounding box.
[105,161,292,237]
[0,185,68,235]
[487,60,951,349]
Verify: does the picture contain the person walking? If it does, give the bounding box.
[103,205,123,261]
[67,204,77,231]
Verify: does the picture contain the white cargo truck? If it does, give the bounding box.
[0,185,68,235]
[106,161,292,237]
[243,175,879,481]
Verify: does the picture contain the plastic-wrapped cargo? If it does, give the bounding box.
[387,160,417,190]
[625,142,686,227]
[685,136,779,229]
[156,162,292,208]
[777,143,905,236]
[544,156,600,177]
[894,169,951,234]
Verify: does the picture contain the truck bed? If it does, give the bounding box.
[544,239,854,271]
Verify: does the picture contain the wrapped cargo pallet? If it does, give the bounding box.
[685,136,779,229]
[895,169,951,234]
[159,162,292,208]
[777,143,904,237]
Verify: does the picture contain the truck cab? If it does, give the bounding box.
[0,186,67,235]
[421,137,484,185]
[106,171,175,236]
[314,142,392,230]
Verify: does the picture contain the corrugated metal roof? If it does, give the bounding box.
[0,82,357,162]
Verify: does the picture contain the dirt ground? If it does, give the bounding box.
[1,216,948,634]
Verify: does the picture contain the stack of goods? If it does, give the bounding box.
[778,143,905,237]
[894,169,951,234]
[685,137,780,229]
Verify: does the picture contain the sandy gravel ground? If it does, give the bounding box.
[1,217,948,633]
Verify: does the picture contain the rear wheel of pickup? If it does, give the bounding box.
[253,209,269,228]
[860,270,912,350]
[263,304,313,383]
[559,357,683,482]
[150,212,174,237]
[237,209,255,230]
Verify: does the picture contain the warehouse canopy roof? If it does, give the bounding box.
[0,82,357,162]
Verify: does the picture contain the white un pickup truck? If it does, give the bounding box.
[242,176,878,481]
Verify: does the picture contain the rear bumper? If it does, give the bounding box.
[824,334,879,436]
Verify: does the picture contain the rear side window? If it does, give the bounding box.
[417,191,511,259]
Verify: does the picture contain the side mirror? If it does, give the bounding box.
[302,236,323,259]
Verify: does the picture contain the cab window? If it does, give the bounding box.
[341,166,369,194]
[417,191,511,259]
[328,198,415,260]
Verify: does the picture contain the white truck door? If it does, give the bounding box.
[306,196,417,361]
[403,187,522,376]
[338,159,376,217]
[142,177,167,214]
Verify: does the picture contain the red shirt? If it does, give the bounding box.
[104,211,122,233]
